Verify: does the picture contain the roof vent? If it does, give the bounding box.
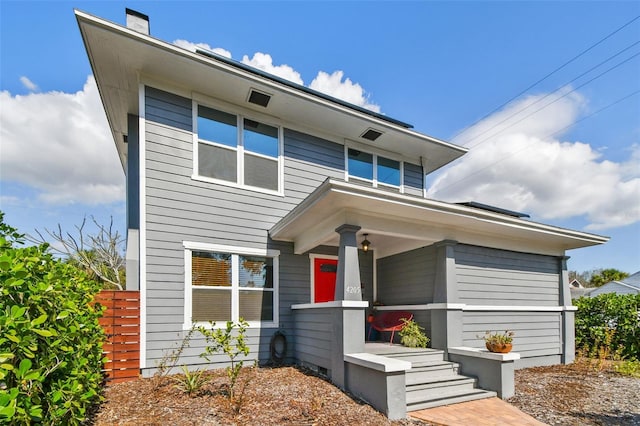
[126,8,150,35]
[361,128,383,141]
[248,89,271,107]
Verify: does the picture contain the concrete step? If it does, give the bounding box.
[406,363,460,385]
[406,376,477,403]
[383,350,446,364]
[407,389,497,411]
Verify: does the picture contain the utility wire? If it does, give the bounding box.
[466,50,640,149]
[450,15,640,140]
[457,40,640,147]
[432,89,640,194]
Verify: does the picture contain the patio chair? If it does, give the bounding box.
[367,311,413,344]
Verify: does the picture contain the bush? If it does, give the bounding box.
[574,293,640,360]
[0,214,106,424]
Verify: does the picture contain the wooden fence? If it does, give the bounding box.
[96,290,141,384]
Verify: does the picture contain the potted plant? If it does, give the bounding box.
[399,318,430,348]
[480,330,515,353]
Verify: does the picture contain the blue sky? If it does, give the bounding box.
[1,1,639,274]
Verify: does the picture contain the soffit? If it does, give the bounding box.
[76,10,467,172]
[269,180,609,258]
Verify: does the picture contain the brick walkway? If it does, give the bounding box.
[409,397,546,426]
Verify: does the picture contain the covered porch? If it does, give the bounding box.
[270,179,607,419]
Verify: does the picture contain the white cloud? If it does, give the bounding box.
[241,52,304,85]
[0,75,124,206]
[427,92,640,231]
[173,39,232,58]
[19,76,38,92]
[309,71,380,113]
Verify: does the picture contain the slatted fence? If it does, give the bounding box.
[96,290,141,384]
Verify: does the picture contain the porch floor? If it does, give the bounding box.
[408,397,545,426]
[364,342,441,355]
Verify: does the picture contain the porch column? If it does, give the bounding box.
[559,256,575,364]
[430,240,463,352]
[334,224,363,302]
[331,224,366,389]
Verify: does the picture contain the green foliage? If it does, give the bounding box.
[172,366,208,396]
[589,268,629,287]
[399,318,429,348]
[574,293,640,360]
[614,359,640,378]
[198,319,250,400]
[0,213,106,425]
[480,330,515,346]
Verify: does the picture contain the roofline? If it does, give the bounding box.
[195,48,414,129]
[270,179,610,247]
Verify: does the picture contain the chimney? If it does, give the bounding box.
[125,8,149,35]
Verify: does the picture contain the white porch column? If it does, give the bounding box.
[334,224,363,302]
[559,256,575,364]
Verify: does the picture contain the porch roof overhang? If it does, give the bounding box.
[75,10,467,174]
[269,180,609,258]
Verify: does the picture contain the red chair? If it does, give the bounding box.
[367,311,413,344]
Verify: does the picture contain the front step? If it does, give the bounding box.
[365,345,497,411]
[407,388,497,411]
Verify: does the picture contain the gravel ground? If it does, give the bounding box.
[509,361,640,425]
[90,360,639,425]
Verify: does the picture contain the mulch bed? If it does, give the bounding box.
[89,360,640,425]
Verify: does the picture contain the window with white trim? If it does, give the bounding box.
[184,243,279,327]
[195,104,282,193]
[347,148,402,188]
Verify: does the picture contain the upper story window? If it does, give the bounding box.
[195,104,282,193]
[347,148,402,189]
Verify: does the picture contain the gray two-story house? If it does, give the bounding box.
[77,9,608,419]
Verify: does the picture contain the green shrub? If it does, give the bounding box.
[0,213,106,424]
[198,319,250,401]
[399,318,429,348]
[574,293,640,360]
[172,365,208,396]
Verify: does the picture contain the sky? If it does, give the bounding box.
[1,1,639,274]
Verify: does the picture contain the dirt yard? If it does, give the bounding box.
[89,360,639,425]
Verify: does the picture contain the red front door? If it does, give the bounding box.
[314,258,338,303]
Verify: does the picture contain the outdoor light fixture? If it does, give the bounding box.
[361,233,371,252]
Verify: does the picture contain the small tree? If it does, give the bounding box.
[30,216,125,290]
[589,268,629,288]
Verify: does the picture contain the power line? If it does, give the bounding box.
[451,14,640,140]
[431,89,640,194]
[466,50,640,149]
[457,40,640,147]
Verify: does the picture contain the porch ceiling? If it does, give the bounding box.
[269,180,609,258]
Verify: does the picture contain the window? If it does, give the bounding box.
[184,242,279,327]
[195,105,282,193]
[347,148,401,188]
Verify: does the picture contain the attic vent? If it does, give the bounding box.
[248,89,271,107]
[361,128,383,141]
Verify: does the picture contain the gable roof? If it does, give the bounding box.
[75,9,467,174]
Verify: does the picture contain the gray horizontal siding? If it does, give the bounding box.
[462,312,562,360]
[455,244,560,306]
[293,309,333,370]
[141,88,352,371]
[377,245,436,305]
[404,161,423,197]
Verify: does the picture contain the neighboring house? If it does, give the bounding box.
[569,278,584,288]
[588,271,640,297]
[77,9,608,418]
[570,287,594,299]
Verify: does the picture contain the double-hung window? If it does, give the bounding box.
[347,148,402,189]
[195,104,282,193]
[184,242,279,328]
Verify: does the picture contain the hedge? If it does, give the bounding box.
[0,214,106,424]
[574,292,640,360]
